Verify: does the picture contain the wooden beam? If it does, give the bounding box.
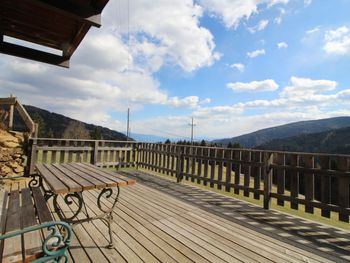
[0,97,17,105]
[0,40,69,68]
[15,101,35,135]
[31,0,102,27]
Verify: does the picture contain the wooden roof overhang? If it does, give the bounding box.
[0,0,109,68]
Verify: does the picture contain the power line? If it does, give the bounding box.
[140,126,191,140]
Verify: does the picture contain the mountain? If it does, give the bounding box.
[256,126,350,154]
[212,117,350,148]
[131,133,169,143]
[12,105,128,140]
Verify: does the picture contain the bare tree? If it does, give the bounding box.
[63,121,90,139]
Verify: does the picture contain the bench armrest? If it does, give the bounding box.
[0,221,72,263]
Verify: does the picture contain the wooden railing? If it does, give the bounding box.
[25,139,350,223]
[27,138,138,174]
[0,96,37,136]
[137,143,350,223]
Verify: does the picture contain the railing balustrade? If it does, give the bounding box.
[26,139,350,222]
[137,142,350,223]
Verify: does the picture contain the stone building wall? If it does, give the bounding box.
[0,129,26,177]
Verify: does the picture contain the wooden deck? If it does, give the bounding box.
[4,170,350,262]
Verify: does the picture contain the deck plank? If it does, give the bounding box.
[34,169,350,263]
[122,170,350,262]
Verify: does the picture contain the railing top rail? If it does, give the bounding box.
[139,142,350,158]
[31,139,350,158]
[31,138,139,144]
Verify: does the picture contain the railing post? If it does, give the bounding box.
[135,143,139,170]
[176,146,184,183]
[33,123,39,138]
[92,140,99,165]
[26,138,38,175]
[263,152,273,210]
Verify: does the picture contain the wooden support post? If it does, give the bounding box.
[8,103,14,131]
[92,140,99,165]
[34,123,39,138]
[264,152,273,210]
[27,138,38,175]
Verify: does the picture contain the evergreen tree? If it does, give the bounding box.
[90,127,102,140]
[32,112,46,137]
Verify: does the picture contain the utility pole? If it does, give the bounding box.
[126,108,130,141]
[189,116,196,145]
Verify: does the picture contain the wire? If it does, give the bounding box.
[138,126,192,140]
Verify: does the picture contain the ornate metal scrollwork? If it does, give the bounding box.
[28,174,43,188]
[97,186,120,214]
[41,221,72,263]
[53,192,83,222]
[0,221,72,263]
[96,186,120,248]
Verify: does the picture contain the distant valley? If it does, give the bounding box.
[9,104,350,154]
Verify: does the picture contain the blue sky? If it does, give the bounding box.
[1,0,350,140]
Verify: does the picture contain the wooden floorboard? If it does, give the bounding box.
[40,169,350,263]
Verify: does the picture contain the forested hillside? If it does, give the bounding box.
[256,126,350,154]
[213,117,350,148]
[12,105,128,140]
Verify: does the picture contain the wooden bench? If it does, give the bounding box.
[0,187,72,263]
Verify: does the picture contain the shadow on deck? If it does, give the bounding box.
[54,170,350,262]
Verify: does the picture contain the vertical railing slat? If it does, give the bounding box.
[338,157,349,222]
[276,153,285,207]
[304,155,315,214]
[290,154,299,210]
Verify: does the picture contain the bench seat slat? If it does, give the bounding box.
[21,188,37,228]
[6,191,21,233]
[21,188,43,262]
[32,187,53,224]
[2,190,22,263]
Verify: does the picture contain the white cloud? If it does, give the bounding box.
[227,79,279,92]
[306,27,320,34]
[274,17,282,24]
[167,96,201,108]
[247,49,266,58]
[267,0,289,8]
[280,76,337,98]
[277,42,288,49]
[199,0,289,29]
[304,0,312,6]
[248,19,269,33]
[0,0,220,130]
[230,63,245,72]
[274,7,286,24]
[323,26,350,55]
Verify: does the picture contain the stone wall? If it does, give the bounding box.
[0,129,26,177]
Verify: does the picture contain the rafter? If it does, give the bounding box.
[0,39,69,68]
